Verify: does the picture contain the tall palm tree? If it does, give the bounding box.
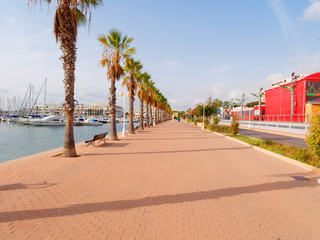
[155,91,165,123]
[144,79,155,127]
[28,0,102,157]
[98,29,135,140]
[141,75,152,127]
[123,58,142,134]
[151,87,160,125]
[137,71,149,130]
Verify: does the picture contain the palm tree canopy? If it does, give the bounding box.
[28,0,102,42]
[98,29,136,56]
[137,71,149,100]
[123,57,142,89]
[98,29,136,81]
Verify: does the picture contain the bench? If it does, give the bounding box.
[85,132,107,146]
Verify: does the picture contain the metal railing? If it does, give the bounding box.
[222,113,316,123]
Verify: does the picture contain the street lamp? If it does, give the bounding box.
[291,72,295,122]
[119,92,127,137]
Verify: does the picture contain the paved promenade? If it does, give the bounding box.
[1,121,320,239]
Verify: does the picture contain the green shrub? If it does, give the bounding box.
[231,117,239,136]
[204,119,209,125]
[206,124,232,133]
[306,113,320,157]
[213,116,219,125]
[264,139,273,146]
[187,119,191,123]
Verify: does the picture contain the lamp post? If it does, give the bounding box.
[119,92,127,137]
[291,72,295,122]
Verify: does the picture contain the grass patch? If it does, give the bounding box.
[206,124,320,168]
[233,135,320,168]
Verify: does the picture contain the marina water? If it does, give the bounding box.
[0,121,137,163]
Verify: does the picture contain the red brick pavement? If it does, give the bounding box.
[1,121,320,239]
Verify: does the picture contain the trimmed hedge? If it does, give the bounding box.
[206,124,232,133]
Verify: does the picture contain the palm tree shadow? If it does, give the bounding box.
[128,136,225,141]
[0,178,317,223]
[85,147,252,156]
[0,182,58,191]
[98,143,130,148]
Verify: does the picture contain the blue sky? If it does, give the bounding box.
[1,0,320,110]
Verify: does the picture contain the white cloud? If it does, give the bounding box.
[209,82,226,98]
[228,90,243,100]
[301,1,320,21]
[289,53,320,74]
[267,0,299,51]
[266,73,286,83]
[164,61,180,70]
[169,96,203,110]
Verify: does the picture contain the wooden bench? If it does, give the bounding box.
[85,132,107,146]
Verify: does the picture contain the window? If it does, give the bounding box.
[307,81,320,103]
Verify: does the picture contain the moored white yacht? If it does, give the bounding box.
[82,118,103,126]
[31,115,66,126]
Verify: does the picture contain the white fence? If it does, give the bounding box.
[220,119,309,135]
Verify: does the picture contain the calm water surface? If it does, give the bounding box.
[0,121,137,163]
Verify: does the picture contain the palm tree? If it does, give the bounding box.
[145,79,155,127]
[141,75,153,127]
[151,87,160,125]
[137,71,149,130]
[123,58,142,134]
[98,29,135,140]
[28,0,102,157]
[155,91,166,123]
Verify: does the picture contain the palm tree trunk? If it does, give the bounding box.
[156,108,158,124]
[146,102,149,127]
[150,105,153,126]
[128,75,135,134]
[59,0,76,157]
[109,79,118,140]
[139,97,144,130]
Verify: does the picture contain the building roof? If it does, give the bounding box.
[303,72,320,80]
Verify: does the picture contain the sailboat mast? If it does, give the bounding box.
[44,78,47,117]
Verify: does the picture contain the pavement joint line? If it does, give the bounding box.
[211,131,320,176]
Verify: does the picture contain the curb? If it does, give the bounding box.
[211,131,320,176]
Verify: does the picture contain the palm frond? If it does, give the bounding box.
[126,47,136,55]
[74,8,86,26]
[122,76,129,86]
[280,85,292,91]
[98,35,108,46]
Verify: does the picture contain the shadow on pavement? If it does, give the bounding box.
[0,178,317,223]
[0,182,58,191]
[98,143,130,148]
[85,147,252,156]
[128,137,225,141]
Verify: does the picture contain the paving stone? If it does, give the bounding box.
[0,121,320,239]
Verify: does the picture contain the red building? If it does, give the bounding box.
[265,72,320,122]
